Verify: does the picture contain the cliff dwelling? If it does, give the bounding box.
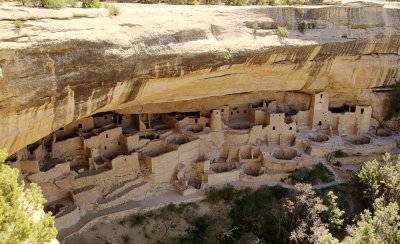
[1,1,400,242]
[5,91,399,231]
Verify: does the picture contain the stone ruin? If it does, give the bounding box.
[5,92,399,231]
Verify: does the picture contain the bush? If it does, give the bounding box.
[22,0,65,8]
[66,0,78,7]
[334,150,348,158]
[86,0,101,8]
[121,234,130,243]
[224,0,247,5]
[14,19,24,28]
[252,21,258,34]
[276,26,288,38]
[298,22,306,33]
[206,184,251,204]
[164,0,186,4]
[256,0,275,5]
[41,0,65,8]
[290,163,335,185]
[16,0,29,6]
[201,0,221,4]
[333,161,342,167]
[280,0,304,5]
[107,4,120,16]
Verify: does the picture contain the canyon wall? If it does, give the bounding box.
[0,2,399,154]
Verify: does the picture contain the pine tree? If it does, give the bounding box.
[324,191,344,232]
[0,149,58,243]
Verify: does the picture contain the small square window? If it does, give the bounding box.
[273,126,275,130]
[78,124,82,129]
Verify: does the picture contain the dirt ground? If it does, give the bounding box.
[64,201,211,244]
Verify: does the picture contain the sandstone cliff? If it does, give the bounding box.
[0,1,399,154]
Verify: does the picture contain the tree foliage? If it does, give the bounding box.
[357,153,400,204]
[0,150,57,243]
[324,191,344,233]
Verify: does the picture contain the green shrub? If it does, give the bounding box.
[334,150,348,158]
[333,161,342,167]
[66,0,78,7]
[224,0,247,5]
[252,21,258,34]
[280,0,304,5]
[41,0,65,8]
[165,0,186,4]
[14,19,24,29]
[298,22,306,33]
[206,184,251,204]
[121,234,130,244]
[16,0,29,6]
[86,0,101,8]
[201,0,221,4]
[119,219,127,226]
[186,0,198,4]
[276,26,288,38]
[290,163,335,185]
[23,0,65,8]
[107,4,120,16]
[128,213,151,227]
[257,0,275,5]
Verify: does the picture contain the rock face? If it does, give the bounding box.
[0,2,399,154]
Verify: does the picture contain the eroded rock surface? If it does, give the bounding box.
[0,2,399,154]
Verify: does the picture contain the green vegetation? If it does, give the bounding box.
[106,4,120,16]
[66,0,78,7]
[256,0,275,5]
[357,153,400,204]
[224,0,247,5]
[323,191,344,233]
[119,202,199,242]
[333,161,342,167]
[334,149,348,158]
[276,26,289,38]
[85,0,101,8]
[298,22,306,33]
[251,21,258,34]
[280,0,304,5]
[81,153,400,244]
[0,150,58,243]
[201,0,221,4]
[18,0,65,8]
[289,162,335,185]
[14,19,24,29]
[298,21,317,33]
[121,234,130,243]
